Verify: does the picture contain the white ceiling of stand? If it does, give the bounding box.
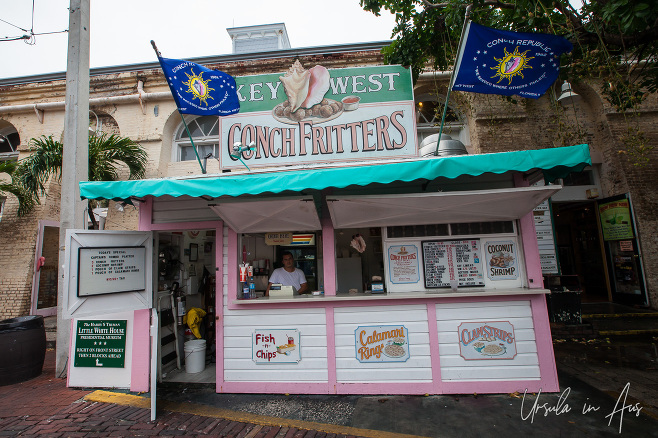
[209,196,321,233]
[326,186,561,228]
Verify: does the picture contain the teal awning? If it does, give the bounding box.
[80,144,591,202]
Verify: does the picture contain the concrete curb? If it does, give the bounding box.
[85,390,430,438]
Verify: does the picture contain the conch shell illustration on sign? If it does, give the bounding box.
[274,60,345,124]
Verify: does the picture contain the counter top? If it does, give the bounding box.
[232,288,549,305]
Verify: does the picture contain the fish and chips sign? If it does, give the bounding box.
[219,63,417,169]
[355,325,410,363]
[252,329,301,364]
[458,321,517,360]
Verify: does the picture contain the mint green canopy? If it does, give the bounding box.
[80,144,591,202]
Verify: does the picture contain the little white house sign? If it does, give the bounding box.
[220,63,416,169]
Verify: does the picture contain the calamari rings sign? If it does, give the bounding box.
[219,64,416,170]
[355,325,410,363]
[458,321,517,360]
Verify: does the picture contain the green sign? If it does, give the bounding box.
[219,63,417,170]
[599,199,634,241]
[74,320,127,368]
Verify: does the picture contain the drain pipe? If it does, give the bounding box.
[0,82,172,118]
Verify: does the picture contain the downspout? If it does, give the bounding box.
[0,86,172,117]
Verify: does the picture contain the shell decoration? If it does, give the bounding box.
[279,60,311,112]
[279,61,330,112]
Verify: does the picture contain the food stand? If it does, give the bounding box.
[77,62,592,395]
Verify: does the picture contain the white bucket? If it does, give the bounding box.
[184,339,206,373]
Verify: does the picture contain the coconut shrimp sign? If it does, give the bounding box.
[484,240,519,281]
[219,63,416,169]
[355,325,410,363]
[458,321,517,360]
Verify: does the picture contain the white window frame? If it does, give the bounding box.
[0,130,19,161]
[415,93,470,149]
[172,116,220,162]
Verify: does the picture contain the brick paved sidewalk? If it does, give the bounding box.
[0,351,409,438]
[1,399,363,438]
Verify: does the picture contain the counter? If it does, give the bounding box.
[232,288,550,305]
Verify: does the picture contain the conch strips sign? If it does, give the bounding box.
[219,63,416,169]
[458,321,517,360]
[77,246,146,297]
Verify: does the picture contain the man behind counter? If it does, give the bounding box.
[265,251,309,296]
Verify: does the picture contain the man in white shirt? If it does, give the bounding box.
[266,251,309,296]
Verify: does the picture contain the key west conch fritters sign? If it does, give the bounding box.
[219,63,417,169]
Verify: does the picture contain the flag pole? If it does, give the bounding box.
[436,5,472,156]
[151,40,207,174]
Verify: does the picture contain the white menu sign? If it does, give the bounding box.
[534,200,559,274]
[77,247,146,296]
[422,240,484,288]
[387,245,420,284]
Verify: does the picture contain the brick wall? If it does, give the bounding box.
[1,49,657,314]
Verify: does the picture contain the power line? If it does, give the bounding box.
[0,1,66,44]
[0,17,30,32]
[30,0,35,34]
[0,30,68,43]
[0,18,30,32]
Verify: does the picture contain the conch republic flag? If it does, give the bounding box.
[452,22,573,98]
[157,57,240,116]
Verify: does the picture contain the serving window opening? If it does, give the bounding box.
[334,227,384,295]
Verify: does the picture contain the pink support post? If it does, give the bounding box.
[426,303,443,394]
[321,210,336,296]
[530,294,560,392]
[325,306,337,391]
[138,197,153,231]
[131,308,151,392]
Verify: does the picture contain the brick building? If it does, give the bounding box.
[0,24,656,320]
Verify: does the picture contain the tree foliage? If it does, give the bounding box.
[0,160,35,216]
[361,0,658,110]
[14,132,148,216]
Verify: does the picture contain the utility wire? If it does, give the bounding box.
[0,1,67,44]
[30,0,35,34]
[0,17,29,32]
[0,29,68,43]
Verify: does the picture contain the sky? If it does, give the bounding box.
[0,0,397,79]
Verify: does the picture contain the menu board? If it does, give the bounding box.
[533,200,559,274]
[387,245,420,284]
[422,239,484,288]
[77,246,146,296]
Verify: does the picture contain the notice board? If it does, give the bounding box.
[422,239,484,288]
[77,246,146,297]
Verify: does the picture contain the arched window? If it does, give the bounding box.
[415,94,469,149]
[0,124,19,159]
[173,116,219,162]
